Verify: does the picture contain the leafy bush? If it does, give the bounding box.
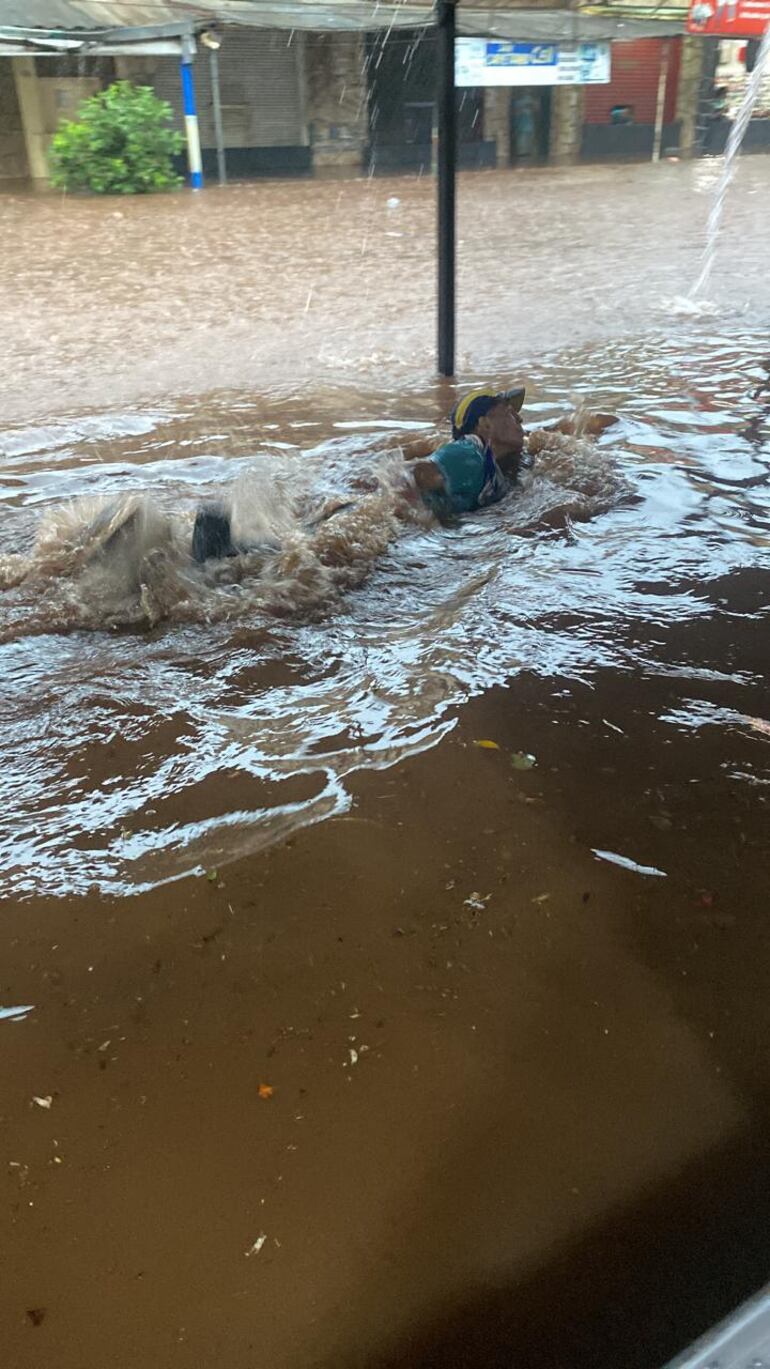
[49,81,184,195]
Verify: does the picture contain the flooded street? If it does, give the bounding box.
[2,159,770,420]
[1,161,769,1366]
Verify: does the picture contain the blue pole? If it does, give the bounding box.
[180,52,203,190]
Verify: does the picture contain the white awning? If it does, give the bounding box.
[0,36,187,55]
[0,21,191,56]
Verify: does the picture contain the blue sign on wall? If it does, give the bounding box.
[456,39,611,86]
[486,42,559,68]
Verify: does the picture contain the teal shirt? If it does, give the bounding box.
[426,435,509,517]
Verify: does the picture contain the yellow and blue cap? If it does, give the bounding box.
[451,385,526,440]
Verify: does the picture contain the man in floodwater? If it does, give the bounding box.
[189,385,614,559]
[410,386,527,520]
[191,386,528,560]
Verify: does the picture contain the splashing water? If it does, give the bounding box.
[0,409,638,896]
[0,432,628,642]
[691,22,770,299]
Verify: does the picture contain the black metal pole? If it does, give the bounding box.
[436,0,456,377]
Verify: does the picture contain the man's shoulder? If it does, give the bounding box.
[430,436,488,513]
[434,436,484,458]
[433,436,485,469]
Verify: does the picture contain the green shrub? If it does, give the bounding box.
[49,81,184,195]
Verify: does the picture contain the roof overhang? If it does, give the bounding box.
[0,2,688,48]
[0,21,194,56]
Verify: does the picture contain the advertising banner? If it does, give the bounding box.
[687,0,770,37]
[455,39,612,87]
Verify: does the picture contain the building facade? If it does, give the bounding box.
[582,37,683,159]
[1,24,767,186]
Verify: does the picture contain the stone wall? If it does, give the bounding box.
[305,33,368,171]
[0,62,28,180]
[550,84,585,164]
[483,88,511,166]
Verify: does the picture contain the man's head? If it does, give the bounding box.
[451,386,526,467]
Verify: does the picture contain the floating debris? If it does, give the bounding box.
[32,1095,53,1110]
[245,1233,267,1257]
[464,892,491,912]
[591,849,667,878]
[0,1005,34,1022]
[258,1083,274,1100]
[474,739,500,750]
[511,752,537,771]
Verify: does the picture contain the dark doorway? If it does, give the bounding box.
[366,29,497,173]
[403,100,434,151]
[509,87,551,164]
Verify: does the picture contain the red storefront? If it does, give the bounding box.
[581,38,683,159]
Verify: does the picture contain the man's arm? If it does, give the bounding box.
[411,459,446,493]
[401,434,441,462]
[528,412,617,456]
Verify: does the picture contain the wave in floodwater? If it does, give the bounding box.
[0,453,416,637]
[0,326,768,898]
[0,433,627,639]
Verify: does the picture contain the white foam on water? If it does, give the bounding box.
[660,296,722,319]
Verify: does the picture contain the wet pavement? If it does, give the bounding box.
[1,161,769,1366]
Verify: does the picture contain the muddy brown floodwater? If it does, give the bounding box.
[1,163,769,1368]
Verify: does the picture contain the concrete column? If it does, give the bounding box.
[0,61,27,180]
[550,84,585,165]
[306,33,368,172]
[676,35,707,157]
[297,32,311,146]
[12,57,49,181]
[482,87,511,166]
